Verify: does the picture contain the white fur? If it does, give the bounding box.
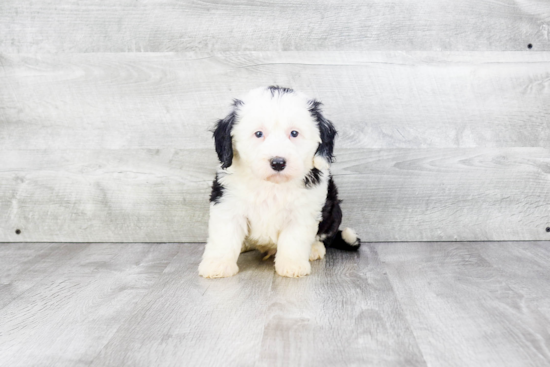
[313,155,330,170]
[309,241,326,261]
[199,87,331,278]
[342,227,359,246]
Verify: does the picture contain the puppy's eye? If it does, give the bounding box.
[290,130,299,138]
[255,131,263,138]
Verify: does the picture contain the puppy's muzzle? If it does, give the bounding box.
[270,157,286,172]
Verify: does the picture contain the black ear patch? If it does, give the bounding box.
[212,99,242,169]
[308,99,337,163]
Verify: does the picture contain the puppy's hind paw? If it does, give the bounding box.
[198,258,239,278]
[275,256,311,278]
[309,241,326,261]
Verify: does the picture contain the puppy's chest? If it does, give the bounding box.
[242,186,303,246]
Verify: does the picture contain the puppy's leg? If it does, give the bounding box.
[199,203,247,278]
[275,220,317,277]
[309,240,326,261]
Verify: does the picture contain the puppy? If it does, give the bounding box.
[199,86,360,278]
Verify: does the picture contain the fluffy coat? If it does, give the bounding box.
[199,86,360,278]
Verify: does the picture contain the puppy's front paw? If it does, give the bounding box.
[275,256,311,278]
[198,258,239,278]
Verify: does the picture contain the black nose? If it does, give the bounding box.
[270,157,286,172]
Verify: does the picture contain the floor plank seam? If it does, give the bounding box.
[86,244,183,366]
[372,244,430,367]
[255,267,276,367]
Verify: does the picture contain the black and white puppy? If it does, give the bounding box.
[199,86,360,278]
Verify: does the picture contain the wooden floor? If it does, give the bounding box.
[1,242,549,367]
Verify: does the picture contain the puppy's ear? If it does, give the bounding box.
[308,99,337,166]
[213,99,242,169]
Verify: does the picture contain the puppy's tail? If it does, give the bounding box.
[325,227,361,251]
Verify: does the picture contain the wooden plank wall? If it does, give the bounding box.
[1,1,550,242]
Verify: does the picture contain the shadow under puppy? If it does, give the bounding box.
[199,86,360,278]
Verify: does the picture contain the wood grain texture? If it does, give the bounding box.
[1,0,549,53]
[0,243,89,308]
[0,243,181,366]
[1,148,549,242]
[476,241,550,317]
[376,242,550,367]
[0,242,53,275]
[2,52,550,150]
[335,148,550,241]
[0,149,215,242]
[1,242,550,366]
[89,243,275,367]
[259,245,426,367]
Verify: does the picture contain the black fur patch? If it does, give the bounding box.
[268,85,294,97]
[317,176,361,251]
[209,174,224,204]
[212,99,243,169]
[303,168,323,188]
[328,230,361,251]
[308,100,337,163]
[317,176,342,238]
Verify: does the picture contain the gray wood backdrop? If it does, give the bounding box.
[1,1,550,242]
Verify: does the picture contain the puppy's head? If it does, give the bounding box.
[213,86,337,183]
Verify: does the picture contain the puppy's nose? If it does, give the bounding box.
[270,157,286,172]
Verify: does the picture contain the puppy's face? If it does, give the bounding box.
[213,86,337,183]
[232,89,320,183]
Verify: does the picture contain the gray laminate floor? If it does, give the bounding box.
[0,241,549,367]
